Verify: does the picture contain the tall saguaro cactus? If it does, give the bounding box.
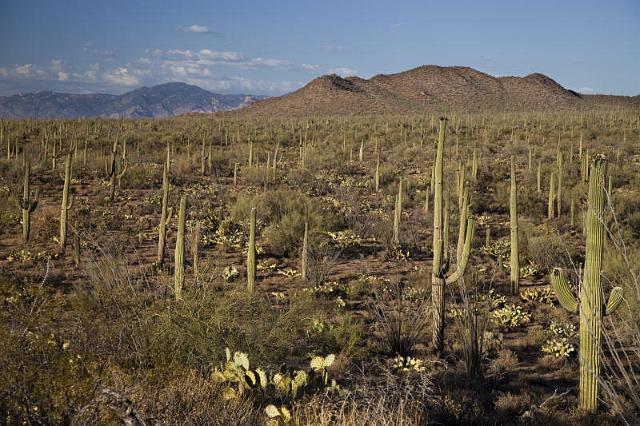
[393,177,403,245]
[106,138,127,202]
[19,159,39,242]
[548,172,556,220]
[59,153,74,248]
[509,156,519,295]
[550,156,624,413]
[156,161,173,266]
[174,195,187,300]
[432,118,475,354]
[247,207,257,293]
[301,222,309,280]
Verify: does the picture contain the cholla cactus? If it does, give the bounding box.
[174,195,187,300]
[550,156,624,413]
[432,118,475,354]
[247,207,257,293]
[18,159,39,242]
[59,153,74,248]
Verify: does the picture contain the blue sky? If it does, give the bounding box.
[0,0,638,96]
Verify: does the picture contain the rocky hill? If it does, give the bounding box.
[236,65,639,116]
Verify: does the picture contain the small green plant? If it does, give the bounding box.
[520,287,555,306]
[392,355,427,373]
[491,304,531,330]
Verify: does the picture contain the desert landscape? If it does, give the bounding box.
[1,1,639,425]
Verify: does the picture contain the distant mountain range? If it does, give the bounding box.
[0,82,265,119]
[236,65,640,116]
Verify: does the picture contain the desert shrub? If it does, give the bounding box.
[121,162,162,189]
[232,190,335,256]
[369,282,430,357]
[526,230,574,272]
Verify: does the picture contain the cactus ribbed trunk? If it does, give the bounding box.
[157,162,171,265]
[59,154,73,248]
[536,160,542,193]
[579,157,606,412]
[548,172,556,219]
[456,187,469,265]
[20,160,39,243]
[550,157,623,414]
[393,177,403,245]
[301,222,308,280]
[509,156,519,295]
[174,195,187,300]
[430,118,475,355]
[557,150,563,217]
[375,150,380,192]
[247,207,257,293]
[432,119,446,353]
[192,221,200,283]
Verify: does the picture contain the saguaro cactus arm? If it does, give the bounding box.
[605,287,624,315]
[550,268,578,313]
[446,218,475,284]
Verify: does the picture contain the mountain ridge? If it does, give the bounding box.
[233,65,640,116]
[0,82,264,119]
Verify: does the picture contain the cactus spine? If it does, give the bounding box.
[19,159,39,242]
[59,153,74,248]
[393,177,403,245]
[174,194,187,300]
[509,156,519,295]
[247,207,257,293]
[432,118,475,354]
[550,156,623,413]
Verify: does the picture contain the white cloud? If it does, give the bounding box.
[178,24,220,35]
[0,46,313,95]
[102,67,140,86]
[328,67,358,77]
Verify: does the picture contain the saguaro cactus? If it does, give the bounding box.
[432,118,475,354]
[393,177,403,246]
[59,153,74,248]
[548,172,556,219]
[550,156,624,413]
[247,207,257,293]
[156,162,173,266]
[374,150,381,192]
[556,150,563,217]
[174,194,187,300]
[106,138,127,201]
[301,222,309,280]
[19,159,39,242]
[509,156,519,295]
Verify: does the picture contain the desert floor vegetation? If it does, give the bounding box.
[1,111,639,425]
